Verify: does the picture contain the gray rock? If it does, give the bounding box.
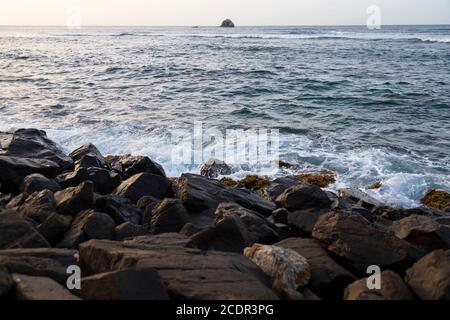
[220,19,235,27]
[37,213,73,244]
[150,199,190,234]
[114,173,171,203]
[70,143,108,169]
[95,194,143,225]
[12,273,80,300]
[106,154,166,178]
[258,176,300,202]
[55,181,94,215]
[288,208,329,236]
[84,212,115,240]
[200,158,231,178]
[19,189,56,223]
[57,167,121,195]
[56,210,91,249]
[276,182,331,211]
[20,173,61,194]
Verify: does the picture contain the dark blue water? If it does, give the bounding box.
[0,25,449,207]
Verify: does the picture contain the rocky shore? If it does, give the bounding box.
[0,128,449,300]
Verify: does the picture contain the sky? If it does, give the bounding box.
[0,0,449,26]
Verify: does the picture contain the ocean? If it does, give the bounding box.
[0,25,449,208]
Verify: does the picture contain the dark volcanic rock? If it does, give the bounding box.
[344,270,413,300]
[258,176,301,202]
[55,181,94,215]
[84,212,116,240]
[288,208,329,236]
[405,249,450,300]
[107,154,166,178]
[0,267,14,298]
[70,143,108,169]
[175,174,276,216]
[79,237,278,300]
[114,173,171,203]
[0,156,60,192]
[312,212,420,273]
[0,248,77,283]
[56,210,91,249]
[275,238,356,299]
[276,183,331,212]
[0,211,50,249]
[115,222,147,241]
[200,158,232,178]
[57,167,121,195]
[220,19,235,27]
[13,273,80,300]
[19,189,56,223]
[37,213,73,244]
[2,129,73,170]
[79,268,169,300]
[150,199,190,234]
[20,173,61,194]
[95,194,143,225]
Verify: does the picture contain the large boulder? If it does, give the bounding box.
[150,199,190,234]
[106,155,166,179]
[113,173,171,203]
[287,208,330,236]
[20,173,61,194]
[55,181,94,215]
[12,273,80,300]
[95,194,143,225]
[276,183,331,212]
[175,174,276,216]
[275,238,356,299]
[220,19,235,27]
[258,176,300,202]
[405,249,450,300]
[83,212,116,240]
[18,189,56,223]
[1,129,73,170]
[78,268,169,300]
[244,244,311,291]
[37,213,73,245]
[57,167,121,195]
[344,270,413,300]
[312,212,420,273]
[0,248,77,283]
[200,158,231,178]
[56,210,91,249]
[339,188,384,211]
[70,143,108,169]
[78,236,278,300]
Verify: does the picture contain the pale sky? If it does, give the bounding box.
[1,0,449,26]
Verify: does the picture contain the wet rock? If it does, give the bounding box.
[295,171,336,188]
[0,211,50,249]
[338,188,384,211]
[70,143,108,169]
[288,208,329,236]
[106,154,166,179]
[220,19,235,27]
[114,173,171,203]
[175,174,275,216]
[344,270,413,300]
[150,199,190,234]
[37,213,73,245]
[312,212,420,273]
[0,248,77,283]
[421,189,450,210]
[276,183,331,212]
[0,267,14,298]
[0,156,60,192]
[200,158,231,178]
[394,215,450,250]
[258,176,300,202]
[115,222,147,241]
[19,189,56,223]
[79,237,278,300]
[276,238,356,299]
[55,181,94,215]
[79,268,169,300]
[12,273,80,300]
[368,181,383,190]
[84,212,115,240]
[238,175,271,191]
[20,173,61,194]
[405,249,450,300]
[2,129,73,170]
[95,194,143,225]
[244,244,311,291]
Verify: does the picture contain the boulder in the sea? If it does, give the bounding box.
[338,188,384,211]
[405,249,450,300]
[113,173,171,203]
[244,244,311,291]
[276,182,331,211]
[421,189,450,210]
[55,181,94,216]
[200,158,231,178]
[20,173,61,194]
[70,143,108,169]
[12,273,80,300]
[220,19,235,28]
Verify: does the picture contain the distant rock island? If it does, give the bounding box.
[220,19,235,28]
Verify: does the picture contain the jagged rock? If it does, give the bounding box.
[258,176,300,202]
[57,167,121,195]
[220,19,235,27]
[55,166,89,189]
[55,181,94,215]
[276,183,331,211]
[0,267,14,298]
[244,244,311,291]
[276,238,356,299]
[1,129,73,170]
[37,213,73,244]
[78,237,278,300]
[115,222,147,241]
[338,188,384,211]
[344,270,413,300]
[421,189,450,210]
[79,268,169,300]
[114,173,171,203]
[84,212,116,240]
[106,154,166,178]
[5,193,29,209]
[12,273,80,300]
[150,199,190,234]
[0,156,60,192]
[312,212,420,273]
[70,143,108,169]
[405,249,450,300]
[18,189,56,223]
[394,215,450,250]
[20,173,61,194]
[288,208,329,236]
[95,194,143,225]
[137,195,159,226]
[0,211,50,249]
[174,174,275,216]
[0,248,77,283]
[200,158,231,178]
[56,210,91,249]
